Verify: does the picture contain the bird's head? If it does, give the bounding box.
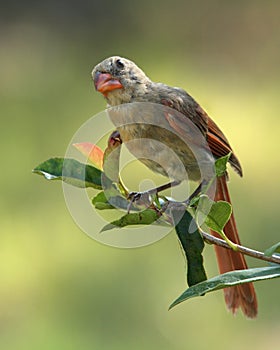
[92,56,151,106]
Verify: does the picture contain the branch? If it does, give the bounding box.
[202,231,280,264]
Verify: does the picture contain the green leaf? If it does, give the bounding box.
[33,158,102,189]
[264,242,280,257]
[101,209,159,232]
[205,201,232,234]
[264,242,280,266]
[215,153,231,177]
[92,191,129,210]
[169,265,280,309]
[94,202,115,210]
[92,192,114,210]
[174,210,207,286]
[197,195,232,234]
[92,191,108,205]
[197,195,236,249]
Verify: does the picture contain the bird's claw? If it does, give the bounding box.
[127,191,142,202]
[127,191,153,213]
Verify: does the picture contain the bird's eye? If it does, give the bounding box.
[115,59,125,69]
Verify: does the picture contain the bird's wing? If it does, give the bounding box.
[198,107,243,176]
[159,87,242,176]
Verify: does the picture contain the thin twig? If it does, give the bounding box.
[202,231,280,264]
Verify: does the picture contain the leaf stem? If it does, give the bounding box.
[202,231,280,264]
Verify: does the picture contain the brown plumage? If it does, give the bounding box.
[92,56,257,317]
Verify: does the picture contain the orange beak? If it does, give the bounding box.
[94,72,123,96]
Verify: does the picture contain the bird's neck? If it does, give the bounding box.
[107,81,153,106]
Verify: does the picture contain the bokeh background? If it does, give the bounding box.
[1,1,279,349]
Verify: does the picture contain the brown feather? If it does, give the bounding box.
[196,106,243,176]
[212,175,258,317]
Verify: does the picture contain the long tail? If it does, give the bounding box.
[211,175,258,318]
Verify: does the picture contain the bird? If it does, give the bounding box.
[91,56,258,318]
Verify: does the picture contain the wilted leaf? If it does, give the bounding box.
[73,142,104,170]
[174,210,207,286]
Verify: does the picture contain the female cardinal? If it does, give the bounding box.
[92,56,257,318]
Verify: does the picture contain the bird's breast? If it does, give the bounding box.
[117,123,202,182]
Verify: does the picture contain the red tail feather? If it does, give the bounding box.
[211,175,258,318]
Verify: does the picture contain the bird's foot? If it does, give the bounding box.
[127,190,156,213]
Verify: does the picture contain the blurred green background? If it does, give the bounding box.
[1,1,279,349]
